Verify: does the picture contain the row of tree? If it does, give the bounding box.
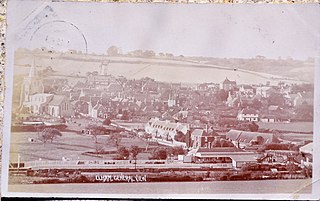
[107,46,177,58]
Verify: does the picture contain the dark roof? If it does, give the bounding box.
[241,85,253,89]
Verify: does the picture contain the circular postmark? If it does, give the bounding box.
[29,20,88,54]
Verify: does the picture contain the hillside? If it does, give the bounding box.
[14,50,313,85]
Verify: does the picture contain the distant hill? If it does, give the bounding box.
[14,49,314,84]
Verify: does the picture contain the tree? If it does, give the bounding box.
[103,118,112,125]
[117,146,129,159]
[174,131,186,143]
[249,121,259,132]
[107,46,121,56]
[151,148,168,160]
[291,84,313,94]
[38,128,62,145]
[130,145,140,160]
[168,146,186,156]
[217,89,229,102]
[86,124,108,143]
[236,121,259,132]
[130,145,140,169]
[267,92,285,107]
[255,136,265,145]
[143,50,156,58]
[252,98,262,110]
[121,110,130,120]
[143,133,152,151]
[108,133,122,149]
[220,139,235,147]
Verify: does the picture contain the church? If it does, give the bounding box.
[20,57,74,118]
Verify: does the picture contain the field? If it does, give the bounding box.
[14,52,306,85]
[257,122,313,133]
[10,131,155,163]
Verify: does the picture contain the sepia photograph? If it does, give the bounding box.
[1,1,320,199]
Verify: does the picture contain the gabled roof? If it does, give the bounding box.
[88,96,101,107]
[299,92,314,99]
[226,129,278,144]
[299,142,313,154]
[48,95,67,106]
[73,81,86,89]
[30,93,54,98]
[191,129,218,137]
[197,147,243,153]
[191,129,204,137]
[241,85,253,89]
[223,77,236,85]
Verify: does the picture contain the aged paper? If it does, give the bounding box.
[1,1,320,199]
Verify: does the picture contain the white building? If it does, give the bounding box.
[145,118,189,146]
[256,86,271,98]
[237,108,259,122]
[26,93,54,114]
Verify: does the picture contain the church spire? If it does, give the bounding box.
[29,56,37,77]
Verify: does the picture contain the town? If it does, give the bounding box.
[9,49,313,184]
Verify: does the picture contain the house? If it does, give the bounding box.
[20,57,44,106]
[86,72,117,89]
[142,79,159,92]
[91,103,108,119]
[192,147,258,168]
[260,115,277,123]
[190,129,219,149]
[299,142,313,155]
[22,92,74,118]
[26,93,54,114]
[47,95,74,117]
[221,77,237,91]
[226,91,239,107]
[145,118,189,146]
[239,85,254,95]
[237,108,259,122]
[286,92,314,107]
[88,96,102,117]
[226,129,279,149]
[256,86,273,98]
[73,100,89,115]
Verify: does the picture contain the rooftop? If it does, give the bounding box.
[48,95,67,106]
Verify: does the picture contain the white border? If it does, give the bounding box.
[1,2,320,199]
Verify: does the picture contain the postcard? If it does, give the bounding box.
[1,1,320,199]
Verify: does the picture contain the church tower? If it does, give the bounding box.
[19,56,44,106]
[99,59,109,76]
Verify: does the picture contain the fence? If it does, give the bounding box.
[24,159,233,170]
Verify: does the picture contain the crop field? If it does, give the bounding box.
[257,122,313,133]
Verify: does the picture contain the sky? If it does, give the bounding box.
[7,1,320,60]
